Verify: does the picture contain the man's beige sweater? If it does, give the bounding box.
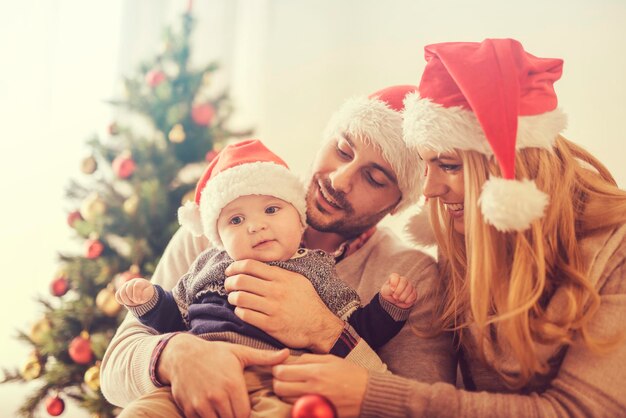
[100,227,457,407]
[362,224,626,417]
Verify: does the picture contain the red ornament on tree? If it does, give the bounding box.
[114,265,142,289]
[66,210,83,228]
[145,69,166,87]
[50,276,69,297]
[205,149,218,162]
[85,238,104,259]
[108,122,119,136]
[69,332,93,365]
[45,395,65,416]
[191,103,215,126]
[112,153,136,179]
[291,394,336,418]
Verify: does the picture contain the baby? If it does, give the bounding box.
[116,139,417,416]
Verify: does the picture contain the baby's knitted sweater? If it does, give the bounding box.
[128,247,409,352]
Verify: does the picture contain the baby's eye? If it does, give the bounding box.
[265,206,280,214]
[229,216,243,225]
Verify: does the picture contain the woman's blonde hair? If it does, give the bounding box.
[429,136,626,387]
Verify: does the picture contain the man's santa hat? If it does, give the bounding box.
[178,139,306,248]
[323,85,423,213]
[403,38,567,232]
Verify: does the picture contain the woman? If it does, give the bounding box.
[272,39,626,417]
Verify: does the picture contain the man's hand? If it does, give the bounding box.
[158,334,289,418]
[272,353,368,418]
[224,260,344,353]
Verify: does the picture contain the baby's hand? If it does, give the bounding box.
[380,273,417,309]
[115,278,155,307]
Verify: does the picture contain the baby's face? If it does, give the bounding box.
[216,195,304,262]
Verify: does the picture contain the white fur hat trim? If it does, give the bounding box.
[402,93,567,154]
[323,95,421,213]
[404,206,437,246]
[192,161,307,248]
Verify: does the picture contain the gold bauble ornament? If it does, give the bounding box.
[21,352,42,381]
[80,193,107,222]
[80,156,98,174]
[168,123,186,143]
[96,286,122,317]
[29,317,51,344]
[123,194,140,216]
[213,142,224,153]
[181,189,196,205]
[84,364,101,391]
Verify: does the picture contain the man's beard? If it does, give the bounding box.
[305,174,393,239]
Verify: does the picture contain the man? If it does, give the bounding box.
[100,85,457,418]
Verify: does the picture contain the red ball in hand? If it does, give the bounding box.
[68,335,93,365]
[291,394,336,418]
[50,276,69,297]
[45,395,65,416]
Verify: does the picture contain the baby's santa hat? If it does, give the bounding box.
[178,139,307,248]
[403,38,567,232]
[323,85,423,213]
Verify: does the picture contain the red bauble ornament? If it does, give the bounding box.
[45,395,65,416]
[191,103,215,126]
[114,265,143,289]
[108,122,119,136]
[66,210,83,228]
[112,154,136,179]
[205,149,218,162]
[50,276,69,297]
[145,69,166,87]
[85,239,104,259]
[291,394,336,418]
[69,334,93,365]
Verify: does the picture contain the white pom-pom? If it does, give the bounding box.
[478,178,549,232]
[404,207,437,246]
[177,201,204,237]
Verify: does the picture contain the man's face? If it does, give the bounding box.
[305,133,402,238]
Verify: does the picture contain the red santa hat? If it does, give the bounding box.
[178,139,307,247]
[323,85,422,213]
[403,38,567,232]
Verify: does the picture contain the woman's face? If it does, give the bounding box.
[417,147,466,235]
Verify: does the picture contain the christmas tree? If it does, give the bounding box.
[1,9,249,418]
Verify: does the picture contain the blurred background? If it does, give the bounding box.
[1,0,625,416]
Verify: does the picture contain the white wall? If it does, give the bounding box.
[1,1,624,416]
[249,0,626,234]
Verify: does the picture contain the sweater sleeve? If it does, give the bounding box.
[361,259,626,418]
[132,285,187,333]
[376,254,458,384]
[347,294,410,350]
[99,228,209,407]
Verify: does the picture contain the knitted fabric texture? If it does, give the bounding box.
[172,247,362,326]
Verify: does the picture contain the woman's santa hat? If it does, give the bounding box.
[323,85,423,213]
[403,38,567,232]
[178,139,306,248]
